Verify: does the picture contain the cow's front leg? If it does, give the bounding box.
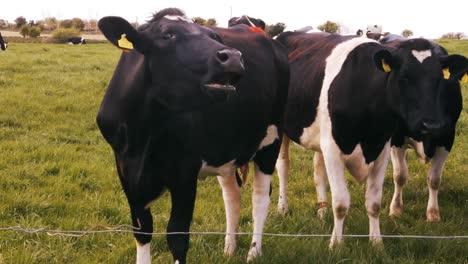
[217,173,241,256]
[247,164,271,262]
[426,147,448,222]
[166,177,198,264]
[366,142,390,248]
[389,146,408,217]
[322,141,348,249]
[130,205,153,264]
[313,152,329,220]
[275,135,290,215]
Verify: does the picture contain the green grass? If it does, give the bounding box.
[0,41,467,263]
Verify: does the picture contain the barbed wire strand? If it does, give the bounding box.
[0,225,467,239]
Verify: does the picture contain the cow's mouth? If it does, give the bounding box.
[204,72,242,92]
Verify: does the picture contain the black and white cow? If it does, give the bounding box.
[228,15,266,30]
[274,31,467,248]
[97,8,289,264]
[380,37,468,222]
[67,37,86,45]
[0,32,8,51]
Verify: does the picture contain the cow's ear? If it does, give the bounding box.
[98,16,149,54]
[374,49,394,73]
[440,54,468,83]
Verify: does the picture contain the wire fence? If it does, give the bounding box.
[1,225,467,239]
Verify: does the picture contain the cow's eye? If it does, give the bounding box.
[163,33,174,40]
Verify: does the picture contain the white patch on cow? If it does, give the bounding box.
[407,138,427,163]
[199,159,236,178]
[411,50,432,63]
[258,125,278,150]
[164,15,193,23]
[344,144,375,182]
[175,261,180,264]
[299,121,321,149]
[276,136,290,215]
[136,241,151,264]
[389,146,408,217]
[217,173,240,256]
[247,165,271,262]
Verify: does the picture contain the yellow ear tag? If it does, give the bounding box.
[462,73,468,84]
[118,34,133,50]
[443,68,450,80]
[382,60,391,73]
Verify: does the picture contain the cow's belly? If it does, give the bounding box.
[299,121,321,151]
[344,144,374,182]
[199,159,236,179]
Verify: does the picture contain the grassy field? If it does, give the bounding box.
[0,40,467,263]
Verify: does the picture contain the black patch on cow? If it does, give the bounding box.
[276,32,353,143]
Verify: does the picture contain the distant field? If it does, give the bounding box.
[0,40,467,263]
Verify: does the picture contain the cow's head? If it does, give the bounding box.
[228,15,266,30]
[98,8,244,111]
[0,33,7,51]
[374,38,468,138]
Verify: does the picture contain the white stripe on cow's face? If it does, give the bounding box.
[164,15,193,23]
[411,50,432,63]
[258,125,278,150]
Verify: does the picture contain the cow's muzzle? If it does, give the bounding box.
[204,49,244,92]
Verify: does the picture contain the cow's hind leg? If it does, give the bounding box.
[129,205,153,264]
[426,147,448,222]
[314,152,329,220]
[389,146,408,217]
[217,173,241,256]
[166,176,198,264]
[275,135,290,215]
[366,142,390,248]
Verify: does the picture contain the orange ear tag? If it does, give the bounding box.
[248,26,266,35]
[381,60,391,73]
[443,68,450,80]
[118,34,134,51]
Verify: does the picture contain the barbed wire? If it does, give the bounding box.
[0,225,467,239]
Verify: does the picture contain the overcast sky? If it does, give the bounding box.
[2,0,467,38]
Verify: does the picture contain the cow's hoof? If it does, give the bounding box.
[389,203,403,217]
[328,237,343,250]
[426,209,440,222]
[223,235,237,256]
[246,243,261,262]
[370,238,384,250]
[317,207,328,221]
[277,203,289,216]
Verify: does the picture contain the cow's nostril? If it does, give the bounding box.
[216,51,230,63]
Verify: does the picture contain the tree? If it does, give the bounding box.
[84,19,98,31]
[59,19,73,29]
[15,16,27,29]
[29,26,41,38]
[192,17,217,26]
[19,25,30,37]
[0,19,8,29]
[71,18,85,31]
[266,22,286,37]
[402,29,413,38]
[317,20,339,33]
[44,17,58,31]
[192,17,206,25]
[206,18,217,26]
[441,32,465,40]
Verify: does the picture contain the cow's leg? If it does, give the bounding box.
[321,141,348,249]
[275,135,290,215]
[129,205,153,264]
[217,173,241,256]
[247,164,271,262]
[166,177,198,264]
[313,152,329,220]
[248,138,281,262]
[389,146,408,217]
[426,147,448,222]
[366,142,390,247]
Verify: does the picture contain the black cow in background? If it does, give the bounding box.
[67,37,86,45]
[97,8,289,264]
[381,37,468,222]
[0,32,8,51]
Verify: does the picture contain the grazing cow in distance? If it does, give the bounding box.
[97,7,289,264]
[67,37,86,45]
[274,31,467,248]
[0,33,8,51]
[380,37,468,222]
